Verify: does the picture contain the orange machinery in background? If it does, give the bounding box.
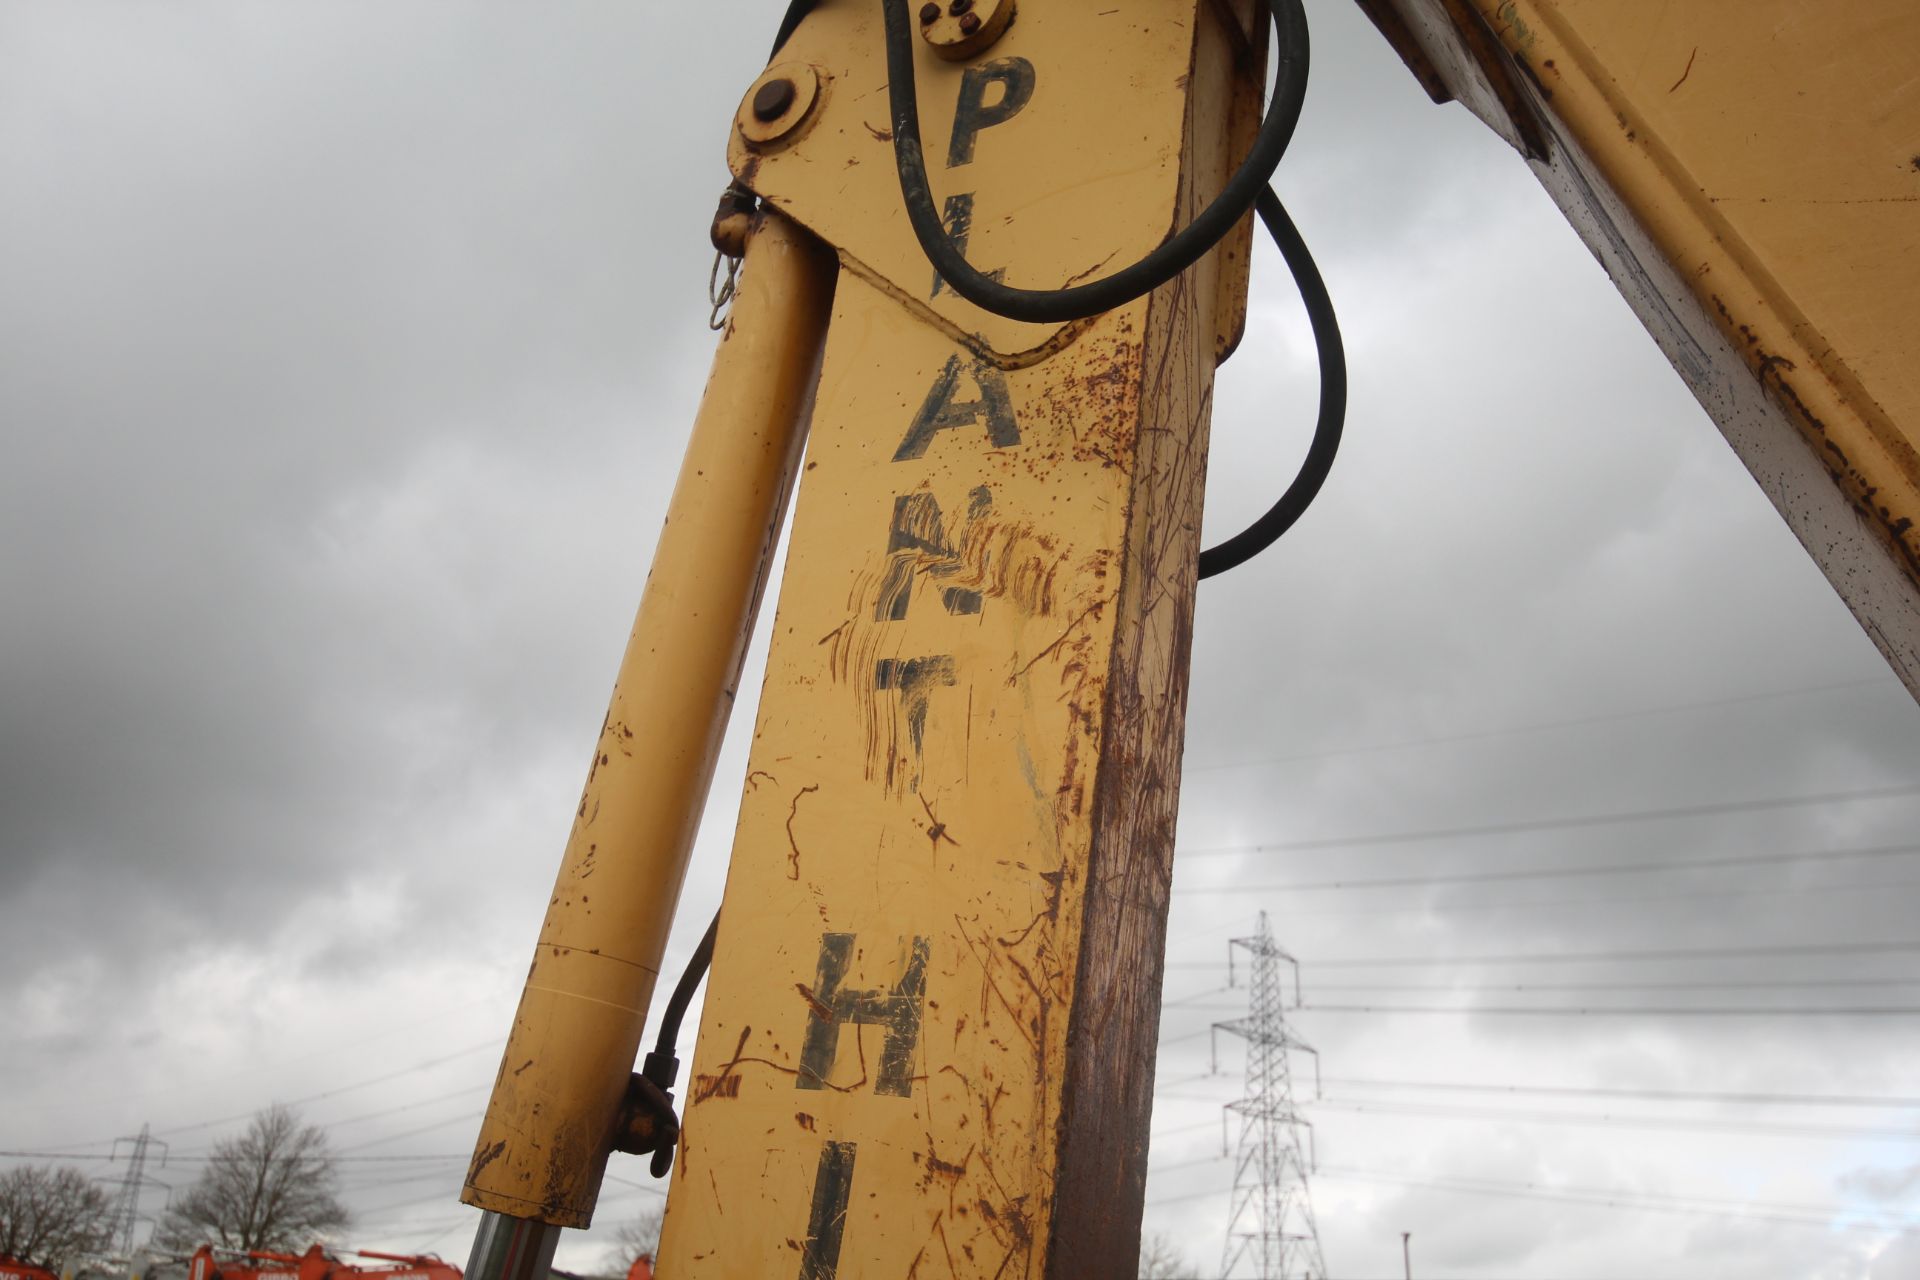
[0,1256,59,1280]
[185,1245,459,1280]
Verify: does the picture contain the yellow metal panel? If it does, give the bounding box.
[462,214,836,1227]
[1360,0,1920,695]
[729,1,1263,366]
[660,3,1249,1272]
[1533,1,1920,477]
[652,277,1168,1278]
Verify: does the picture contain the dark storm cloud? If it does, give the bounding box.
[0,3,762,961]
[4,3,1918,1275]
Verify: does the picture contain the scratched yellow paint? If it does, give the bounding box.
[659,274,1142,1275]
[1495,0,1920,438]
[1378,0,1920,692]
[461,215,837,1228]
[658,2,1257,1274]
[1512,1,1920,604]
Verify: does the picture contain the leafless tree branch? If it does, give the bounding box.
[0,1166,114,1268]
[156,1106,348,1253]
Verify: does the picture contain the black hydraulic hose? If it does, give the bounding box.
[1197,186,1346,578]
[884,0,1311,324]
[652,910,720,1064]
[633,911,718,1179]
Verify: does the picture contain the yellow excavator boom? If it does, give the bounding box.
[459,2,1920,1276]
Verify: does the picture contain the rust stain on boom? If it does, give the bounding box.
[656,1,1260,1273]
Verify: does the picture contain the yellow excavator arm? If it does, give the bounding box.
[1359,0,1920,696]
[456,2,1920,1277]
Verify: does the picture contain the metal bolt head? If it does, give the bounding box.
[752,78,797,122]
[919,0,1013,61]
[736,62,822,149]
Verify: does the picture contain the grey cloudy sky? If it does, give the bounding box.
[3,3,1917,1278]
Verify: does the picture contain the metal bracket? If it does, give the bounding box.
[611,1069,681,1179]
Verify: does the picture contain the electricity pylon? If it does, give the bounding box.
[1211,912,1327,1279]
[102,1124,168,1257]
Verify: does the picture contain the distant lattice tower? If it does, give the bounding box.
[1211,912,1327,1280]
[102,1124,167,1258]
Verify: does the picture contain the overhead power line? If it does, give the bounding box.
[1183,675,1893,775]
[1160,998,1920,1016]
[1150,1153,1224,1178]
[1172,839,1920,894]
[1248,978,1920,993]
[331,1168,463,1195]
[1148,1162,1915,1233]
[1317,1166,1913,1233]
[1296,1003,1920,1016]
[1163,939,1920,970]
[170,1086,493,1159]
[1178,782,1920,858]
[150,1039,503,1139]
[1223,876,1920,925]
[1315,1097,1920,1142]
[1313,940,1920,968]
[594,1182,672,1210]
[315,1084,493,1132]
[49,996,506,1151]
[334,1111,484,1154]
[0,1150,470,1164]
[350,1187,477,1223]
[304,1153,471,1163]
[1142,1160,1912,1232]
[1318,1074,1920,1111]
[601,1172,669,1200]
[1152,1068,1920,1112]
[404,1215,480,1254]
[1149,1119,1222,1141]
[1160,996,1920,1019]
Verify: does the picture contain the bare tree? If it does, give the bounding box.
[155,1106,348,1252]
[0,1165,114,1267]
[604,1207,662,1275]
[1138,1230,1193,1280]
